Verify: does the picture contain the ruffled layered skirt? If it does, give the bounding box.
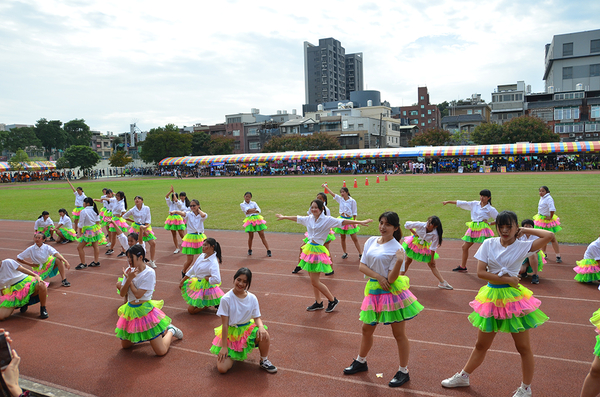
[402,235,439,263]
[181,278,224,308]
[462,221,494,243]
[333,215,359,235]
[210,319,267,361]
[359,277,424,325]
[243,214,267,233]
[533,214,562,233]
[298,243,332,273]
[164,214,186,231]
[0,276,45,308]
[129,223,157,242]
[574,259,600,283]
[115,300,171,343]
[182,233,206,255]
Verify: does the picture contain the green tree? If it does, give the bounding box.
[139,124,192,164]
[209,135,235,155]
[8,149,30,171]
[55,156,70,170]
[449,130,474,145]
[109,150,133,167]
[437,101,450,118]
[503,116,559,144]
[35,118,67,159]
[63,145,100,170]
[262,133,341,152]
[471,123,505,145]
[191,131,211,156]
[409,128,452,146]
[0,130,8,151]
[3,127,42,153]
[64,119,92,147]
[304,133,342,151]
[112,136,124,151]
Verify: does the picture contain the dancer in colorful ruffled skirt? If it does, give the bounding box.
[518,219,547,285]
[17,232,71,287]
[574,236,600,283]
[0,258,49,320]
[533,185,562,263]
[164,186,187,254]
[66,177,86,231]
[172,199,207,277]
[124,195,157,268]
[54,209,78,244]
[241,192,271,257]
[75,198,104,270]
[34,211,55,241]
[322,184,363,259]
[579,308,600,397]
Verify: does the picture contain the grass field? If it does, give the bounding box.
[1,172,598,243]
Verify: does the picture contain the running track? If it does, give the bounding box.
[0,221,595,397]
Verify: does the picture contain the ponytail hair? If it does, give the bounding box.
[170,192,178,202]
[83,197,99,215]
[58,208,69,218]
[126,244,146,261]
[317,192,328,205]
[179,192,190,208]
[340,187,350,196]
[379,211,402,241]
[428,215,443,247]
[38,211,49,219]
[479,189,492,205]
[233,267,252,290]
[204,237,222,264]
[117,191,127,210]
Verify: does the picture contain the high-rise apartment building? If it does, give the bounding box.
[304,38,364,105]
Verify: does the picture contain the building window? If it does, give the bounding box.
[563,42,573,56]
[420,96,424,100]
[428,119,431,123]
[402,111,406,116]
[586,122,600,132]
[554,92,585,100]
[410,110,418,116]
[421,122,425,126]
[554,107,580,120]
[591,39,600,53]
[421,114,424,118]
[232,130,240,137]
[554,123,584,133]
[247,128,258,136]
[234,141,240,150]
[427,109,431,115]
[563,67,573,80]
[249,142,261,150]
[591,64,600,77]
[358,123,363,128]
[420,105,424,109]
[476,109,482,114]
[467,109,473,115]
[591,106,600,119]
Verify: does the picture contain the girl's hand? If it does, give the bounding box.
[275,214,284,220]
[515,227,525,239]
[178,279,185,289]
[34,275,43,283]
[505,276,520,288]
[377,276,391,291]
[217,350,228,363]
[321,183,327,188]
[442,201,449,205]
[125,267,138,280]
[395,249,405,262]
[64,261,71,270]
[256,327,269,342]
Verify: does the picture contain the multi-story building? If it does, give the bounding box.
[91,131,114,159]
[491,81,529,125]
[544,29,600,93]
[442,94,491,133]
[394,87,441,133]
[304,38,364,106]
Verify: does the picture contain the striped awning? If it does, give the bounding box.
[158,141,600,166]
[0,161,57,171]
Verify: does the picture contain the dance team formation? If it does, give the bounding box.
[3,179,600,397]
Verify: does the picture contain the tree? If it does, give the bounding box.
[409,128,452,146]
[109,150,133,167]
[63,145,100,171]
[64,119,92,147]
[262,133,341,152]
[3,127,42,153]
[139,124,192,164]
[8,149,30,171]
[55,156,70,170]
[35,118,67,159]
[448,130,474,146]
[471,123,505,145]
[304,133,342,151]
[112,136,124,151]
[437,101,450,118]
[0,130,8,151]
[191,131,211,156]
[503,116,559,144]
[209,135,235,155]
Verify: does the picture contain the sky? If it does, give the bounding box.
[1,0,599,134]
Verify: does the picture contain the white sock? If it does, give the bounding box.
[521,382,531,391]
[460,370,470,378]
[168,327,176,336]
[356,355,367,363]
[398,366,408,374]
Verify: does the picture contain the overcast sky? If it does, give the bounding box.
[1,0,599,133]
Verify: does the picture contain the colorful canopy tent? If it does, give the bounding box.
[159,141,600,166]
[0,161,57,171]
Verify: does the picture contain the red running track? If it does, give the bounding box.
[0,221,596,397]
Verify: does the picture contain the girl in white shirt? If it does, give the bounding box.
[75,197,103,270]
[66,177,86,231]
[276,199,372,313]
[518,219,547,285]
[98,188,108,230]
[574,235,600,283]
[17,232,71,287]
[179,238,224,314]
[211,267,277,374]
[105,191,128,255]
[54,209,78,244]
[0,258,49,320]
[34,211,55,241]
[322,184,362,259]
[533,185,562,262]
[124,196,157,268]
[240,192,271,257]
[116,245,183,356]
[172,199,208,276]
[441,211,554,396]
[99,188,113,239]
[580,308,600,397]
[442,189,498,272]
[164,186,186,254]
[400,216,452,290]
[343,212,423,389]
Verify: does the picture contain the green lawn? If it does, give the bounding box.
[1,173,598,244]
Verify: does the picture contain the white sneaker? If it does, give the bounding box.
[259,359,277,373]
[512,386,532,397]
[106,242,112,249]
[174,248,180,254]
[441,372,470,388]
[148,260,157,268]
[438,281,454,290]
[168,324,183,340]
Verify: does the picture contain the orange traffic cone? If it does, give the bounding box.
[353,178,357,188]
[376,175,380,183]
[343,180,346,187]
[365,177,369,186]
[385,174,388,181]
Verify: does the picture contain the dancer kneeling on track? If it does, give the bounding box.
[54,209,78,244]
[343,211,423,388]
[0,259,49,319]
[17,232,71,287]
[276,199,372,313]
[34,211,55,241]
[211,267,277,374]
[574,234,600,284]
[441,211,554,397]
[115,245,182,356]
[518,219,547,285]
[180,238,224,314]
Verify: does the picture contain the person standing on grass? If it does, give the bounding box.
[0,259,49,320]
[400,216,453,290]
[123,196,157,269]
[171,199,207,277]
[66,178,86,232]
[164,186,186,254]
[74,197,103,271]
[343,211,423,388]
[441,211,554,397]
[17,232,71,287]
[54,209,78,244]
[241,192,271,257]
[276,199,372,313]
[442,189,498,272]
[211,267,277,374]
[322,183,363,260]
[533,185,562,263]
[116,245,183,356]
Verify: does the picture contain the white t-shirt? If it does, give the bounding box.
[58,215,73,230]
[216,290,261,326]
[333,194,357,217]
[360,236,404,278]
[186,253,221,285]
[121,266,155,302]
[404,221,439,251]
[112,199,126,217]
[74,191,86,207]
[166,197,181,212]
[101,195,109,208]
[297,214,343,245]
[178,199,190,212]
[185,211,207,234]
[17,243,58,265]
[123,205,152,225]
[240,201,261,216]
[474,238,533,277]
[0,259,27,288]
[584,237,600,260]
[456,200,498,222]
[78,206,99,228]
[537,193,557,216]
[35,217,54,230]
